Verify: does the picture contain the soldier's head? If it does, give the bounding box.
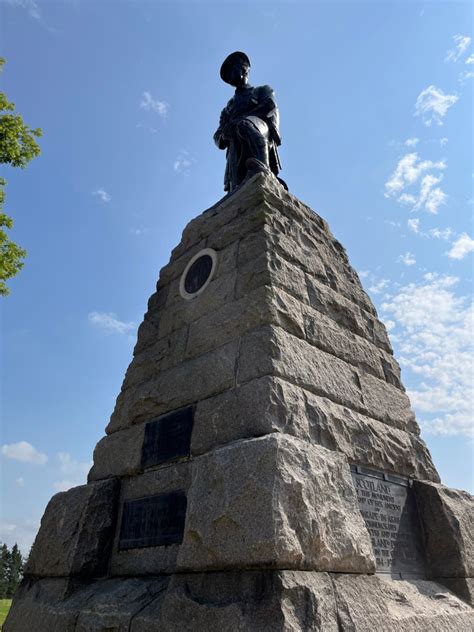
[220,52,251,87]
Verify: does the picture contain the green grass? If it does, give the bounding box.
[0,599,12,628]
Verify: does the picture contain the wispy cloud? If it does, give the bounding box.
[465,54,474,65]
[88,311,136,335]
[173,150,195,174]
[382,273,473,437]
[414,85,458,126]
[408,218,420,233]
[407,219,454,241]
[92,188,111,203]
[398,252,416,266]
[1,441,48,465]
[53,452,91,492]
[447,233,474,260]
[15,477,25,487]
[405,137,419,147]
[368,278,390,295]
[458,70,474,84]
[4,0,41,20]
[140,91,169,118]
[385,152,447,214]
[445,34,471,63]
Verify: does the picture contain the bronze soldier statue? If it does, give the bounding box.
[214,51,284,192]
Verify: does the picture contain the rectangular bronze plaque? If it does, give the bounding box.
[351,465,426,578]
[118,491,187,550]
[142,406,194,469]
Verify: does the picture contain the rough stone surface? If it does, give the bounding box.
[192,376,438,481]
[74,577,168,632]
[178,434,375,573]
[4,578,88,632]
[413,481,474,578]
[7,573,472,631]
[132,571,339,632]
[107,339,238,433]
[26,479,119,578]
[110,461,191,576]
[437,577,474,606]
[332,574,473,631]
[88,424,145,481]
[238,325,417,433]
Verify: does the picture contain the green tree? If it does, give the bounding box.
[0,57,42,295]
[6,544,23,598]
[0,543,10,599]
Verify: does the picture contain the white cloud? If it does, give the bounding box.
[385,153,446,197]
[15,477,25,487]
[382,274,473,437]
[5,0,41,19]
[398,252,416,266]
[405,137,419,147]
[1,441,48,465]
[458,70,474,84]
[447,233,474,260]
[466,54,474,65]
[369,278,389,295]
[415,174,447,214]
[439,137,448,146]
[428,227,454,240]
[385,153,447,214]
[173,150,195,174]
[445,34,471,63]
[92,188,111,203]
[414,85,458,126]
[53,452,91,492]
[0,519,40,555]
[140,91,169,118]
[408,218,420,233]
[88,311,136,335]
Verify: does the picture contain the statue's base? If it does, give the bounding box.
[6,175,473,631]
[6,571,473,631]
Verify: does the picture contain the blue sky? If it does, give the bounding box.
[1,0,472,554]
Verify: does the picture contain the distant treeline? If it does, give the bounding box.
[0,543,24,598]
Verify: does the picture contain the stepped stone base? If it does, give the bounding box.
[6,174,473,630]
[6,572,473,632]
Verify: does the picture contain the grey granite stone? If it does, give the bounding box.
[4,578,87,632]
[191,376,437,481]
[437,577,474,606]
[26,479,119,578]
[107,339,238,433]
[178,434,375,573]
[413,481,474,578]
[88,424,145,482]
[332,574,473,631]
[123,326,188,390]
[131,571,339,632]
[74,577,168,632]
[237,325,417,432]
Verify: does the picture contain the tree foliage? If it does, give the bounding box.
[0,57,42,295]
[0,543,24,598]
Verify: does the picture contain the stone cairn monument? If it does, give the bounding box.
[6,173,474,631]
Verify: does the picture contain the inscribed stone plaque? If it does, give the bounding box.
[350,465,426,578]
[119,491,187,550]
[142,407,194,469]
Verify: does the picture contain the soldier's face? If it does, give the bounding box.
[230,61,249,87]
